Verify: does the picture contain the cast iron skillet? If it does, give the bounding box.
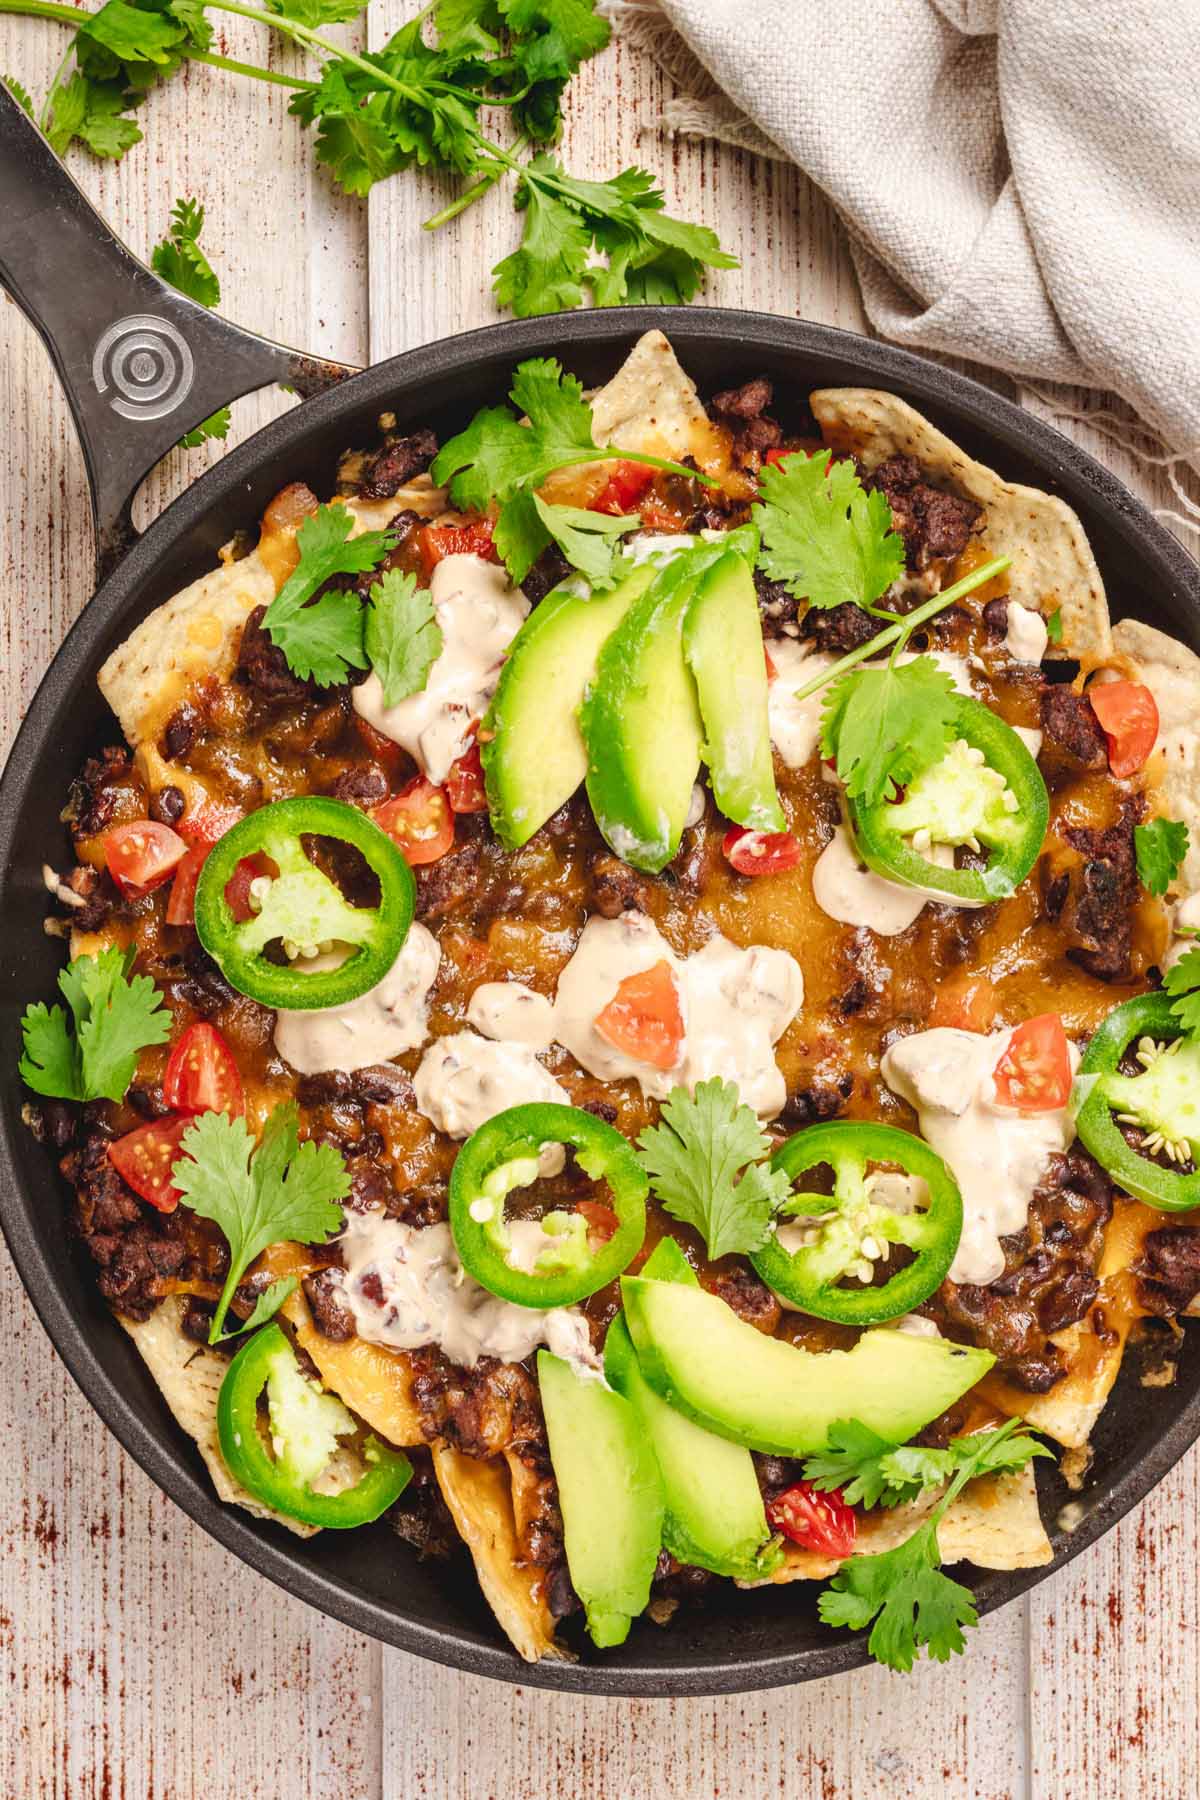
[1,86,1199,1698]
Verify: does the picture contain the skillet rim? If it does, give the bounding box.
[2,304,1199,1697]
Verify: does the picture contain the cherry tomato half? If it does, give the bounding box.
[1088,680,1159,779]
[590,460,655,516]
[108,1115,191,1213]
[163,1022,244,1118]
[723,827,802,877]
[419,518,496,581]
[446,728,489,815]
[105,821,187,898]
[992,1014,1072,1113]
[594,959,684,1072]
[224,851,280,924]
[372,779,455,866]
[167,807,244,926]
[766,1482,857,1559]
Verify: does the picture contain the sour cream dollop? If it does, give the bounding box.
[352,554,527,783]
[881,1026,1079,1286]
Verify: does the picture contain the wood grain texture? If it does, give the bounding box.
[0,8,1196,1796]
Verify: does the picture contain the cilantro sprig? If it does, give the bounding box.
[820,656,959,809]
[809,1417,1050,1671]
[753,450,906,613]
[432,356,709,585]
[150,196,230,445]
[171,1102,348,1342]
[634,1077,791,1262]
[16,0,735,321]
[364,568,442,707]
[1135,816,1189,898]
[20,945,171,1104]
[260,502,396,685]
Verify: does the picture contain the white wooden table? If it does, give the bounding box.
[2,10,1197,1795]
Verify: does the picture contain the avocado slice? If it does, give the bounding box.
[683,550,785,833]
[605,1257,776,1580]
[537,1350,664,1648]
[483,562,657,850]
[580,552,708,873]
[621,1278,994,1456]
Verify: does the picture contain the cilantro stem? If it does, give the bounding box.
[424,136,526,230]
[790,557,1011,703]
[538,447,720,491]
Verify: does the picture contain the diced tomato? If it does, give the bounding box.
[1088,680,1159,779]
[224,852,279,924]
[594,960,684,1072]
[723,827,802,877]
[577,1200,620,1243]
[763,646,778,683]
[163,1022,244,1118]
[108,1115,192,1213]
[446,726,489,815]
[177,803,243,848]
[105,821,187,898]
[166,805,244,926]
[419,518,496,581]
[590,461,655,516]
[992,1014,1073,1113]
[767,1482,857,1559]
[372,778,455,866]
[636,500,680,532]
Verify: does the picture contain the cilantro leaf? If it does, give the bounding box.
[151,195,220,306]
[531,498,639,590]
[1046,607,1064,644]
[1135,817,1189,898]
[814,1417,1048,1671]
[818,1519,978,1672]
[79,0,188,68]
[20,945,170,1103]
[221,1275,299,1339]
[820,657,958,808]
[1164,947,1200,1036]
[45,73,143,159]
[179,407,232,448]
[4,75,34,115]
[365,568,442,707]
[261,503,395,685]
[753,450,905,610]
[493,181,591,317]
[799,1419,899,1510]
[804,1419,1050,1514]
[172,1104,348,1342]
[635,1078,791,1261]
[500,0,609,83]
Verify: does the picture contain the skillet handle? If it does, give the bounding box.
[0,85,357,579]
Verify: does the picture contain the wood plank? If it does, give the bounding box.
[0,15,379,1799]
[380,1606,1029,1800]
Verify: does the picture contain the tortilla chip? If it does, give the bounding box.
[590,328,721,466]
[981,1198,1158,1448]
[741,1463,1050,1587]
[98,550,276,748]
[121,1294,392,1536]
[809,388,1112,663]
[1111,617,1200,892]
[278,1279,427,1449]
[432,1445,569,1664]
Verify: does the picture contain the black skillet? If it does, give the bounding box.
[1,85,1198,1697]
